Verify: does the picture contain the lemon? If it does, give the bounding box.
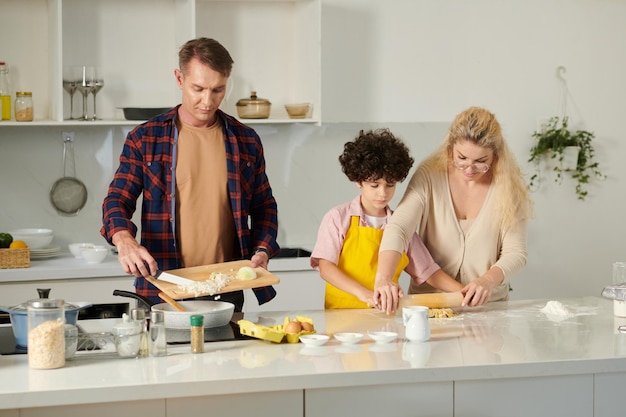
[0,233,13,249]
[10,240,28,249]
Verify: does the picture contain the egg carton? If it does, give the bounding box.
[238,315,315,343]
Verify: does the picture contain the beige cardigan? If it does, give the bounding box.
[379,165,528,301]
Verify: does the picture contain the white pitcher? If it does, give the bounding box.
[402,306,430,342]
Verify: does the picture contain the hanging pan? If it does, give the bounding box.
[50,135,88,216]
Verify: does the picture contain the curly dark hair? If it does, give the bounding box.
[339,128,414,183]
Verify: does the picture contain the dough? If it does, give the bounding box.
[428,308,457,318]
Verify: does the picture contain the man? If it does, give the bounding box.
[101,38,279,311]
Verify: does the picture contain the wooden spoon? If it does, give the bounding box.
[158,292,187,312]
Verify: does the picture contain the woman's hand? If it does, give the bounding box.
[460,268,503,306]
[373,279,404,314]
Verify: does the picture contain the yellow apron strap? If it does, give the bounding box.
[325,216,409,309]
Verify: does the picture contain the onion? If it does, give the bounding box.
[236,266,257,280]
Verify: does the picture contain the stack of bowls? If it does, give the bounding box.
[9,228,54,249]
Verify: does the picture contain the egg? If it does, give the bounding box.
[284,321,302,334]
[300,321,314,332]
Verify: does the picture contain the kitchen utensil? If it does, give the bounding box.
[299,334,330,347]
[50,133,88,216]
[8,228,53,249]
[399,292,463,309]
[81,247,108,263]
[121,107,171,120]
[284,103,311,119]
[236,91,271,119]
[333,332,364,344]
[158,292,186,312]
[367,331,398,344]
[0,288,92,347]
[402,306,430,342]
[112,290,234,329]
[145,260,280,300]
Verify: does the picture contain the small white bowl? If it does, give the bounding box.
[299,334,330,347]
[9,228,53,249]
[333,332,364,345]
[69,243,94,258]
[368,331,398,344]
[81,247,108,263]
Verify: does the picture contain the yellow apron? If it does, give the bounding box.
[325,216,409,309]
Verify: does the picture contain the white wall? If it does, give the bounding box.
[1,0,625,302]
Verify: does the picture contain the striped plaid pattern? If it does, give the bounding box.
[101,106,279,305]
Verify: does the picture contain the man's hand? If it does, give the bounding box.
[250,249,269,270]
[112,231,158,278]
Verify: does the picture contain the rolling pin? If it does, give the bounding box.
[399,292,463,308]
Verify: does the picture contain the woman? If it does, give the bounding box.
[373,107,533,314]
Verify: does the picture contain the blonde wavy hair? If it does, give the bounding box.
[425,106,533,230]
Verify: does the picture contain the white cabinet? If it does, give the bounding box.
[0,0,321,126]
[455,374,593,417]
[306,382,453,417]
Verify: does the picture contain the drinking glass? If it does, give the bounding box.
[62,66,80,119]
[90,67,104,120]
[76,66,94,121]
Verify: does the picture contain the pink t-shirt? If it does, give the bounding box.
[310,195,440,285]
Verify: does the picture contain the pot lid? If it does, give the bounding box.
[236,91,271,106]
[9,300,80,312]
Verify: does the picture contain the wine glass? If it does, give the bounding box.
[62,66,79,119]
[90,67,104,120]
[76,66,94,121]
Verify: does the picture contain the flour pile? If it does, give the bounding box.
[540,300,574,321]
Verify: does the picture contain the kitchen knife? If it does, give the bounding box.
[399,292,463,309]
[152,270,196,286]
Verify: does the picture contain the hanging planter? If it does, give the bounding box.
[528,116,605,201]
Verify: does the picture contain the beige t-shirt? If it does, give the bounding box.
[379,163,528,302]
[175,118,236,267]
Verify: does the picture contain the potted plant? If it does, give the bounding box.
[528,116,605,201]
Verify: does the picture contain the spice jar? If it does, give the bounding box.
[190,315,204,353]
[149,310,167,357]
[131,308,149,357]
[27,299,65,369]
[15,91,33,122]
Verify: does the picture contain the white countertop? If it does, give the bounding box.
[0,253,312,283]
[1,296,626,409]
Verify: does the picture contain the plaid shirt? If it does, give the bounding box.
[101,107,279,305]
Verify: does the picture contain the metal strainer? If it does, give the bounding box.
[49,133,88,216]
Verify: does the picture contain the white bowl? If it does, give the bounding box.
[9,228,53,249]
[69,243,94,258]
[333,332,364,344]
[299,334,330,347]
[368,331,398,344]
[81,247,108,263]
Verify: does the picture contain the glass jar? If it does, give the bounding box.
[15,91,33,122]
[27,299,65,369]
[190,315,204,353]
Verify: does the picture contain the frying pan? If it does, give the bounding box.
[50,134,88,216]
[113,290,234,329]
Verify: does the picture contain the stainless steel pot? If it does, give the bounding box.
[0,289,92,348]
[112,290,234,329]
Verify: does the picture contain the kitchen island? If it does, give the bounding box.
[1,296,625,417]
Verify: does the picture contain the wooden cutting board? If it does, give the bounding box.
[399,292,463,309]
[145,260,280,300]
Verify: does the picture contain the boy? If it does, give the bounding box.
[310,129,462,309]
